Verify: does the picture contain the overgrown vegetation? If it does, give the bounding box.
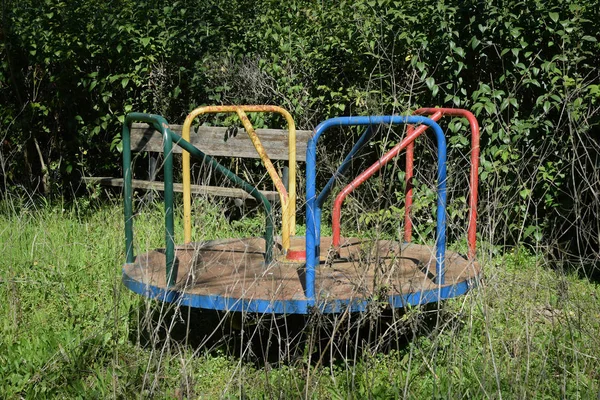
[1,200,599,398]
[2,0,598,260]
[1,0,600,397]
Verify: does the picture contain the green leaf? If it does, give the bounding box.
[425,77,435,90]
[582,35,597,42]
[549,12,559,23]
[452,46,465,58]
[121,78,129,88]
[484,102,496,114]
[543,101,551,113]
[524,225,536,238]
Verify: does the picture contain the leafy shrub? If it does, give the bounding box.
[1,0,598,258]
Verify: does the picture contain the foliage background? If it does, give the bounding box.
[1,0,599,260]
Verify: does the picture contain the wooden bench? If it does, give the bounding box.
[83,123,313,202]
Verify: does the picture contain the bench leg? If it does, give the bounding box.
[282,166,289,193]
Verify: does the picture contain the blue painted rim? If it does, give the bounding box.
[123,267,480,315]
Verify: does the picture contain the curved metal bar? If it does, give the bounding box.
[306,116,447,303]
[330,118,447,281]
[407,108,480,260]
[331,111,441,249]
[182,105,297,251]
[123,267,479,314]
[123,113,274,291]
[123,112,176,286]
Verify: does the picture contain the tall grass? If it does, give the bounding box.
[1,194,599,398]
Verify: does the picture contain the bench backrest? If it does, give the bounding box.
[131,123,313,162]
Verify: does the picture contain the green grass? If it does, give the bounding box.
[1,197,599,398]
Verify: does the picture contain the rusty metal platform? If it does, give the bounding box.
[123,236,480,314]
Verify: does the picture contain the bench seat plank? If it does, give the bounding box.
[130,123,312,161]
[82,177,279,202]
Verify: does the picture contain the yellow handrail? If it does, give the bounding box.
[181,105,297,251]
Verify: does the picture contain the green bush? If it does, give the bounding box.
[1,0,598,256]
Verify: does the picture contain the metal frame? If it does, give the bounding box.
[122,113,275,289]
[404,108,480,260]
[122,270,476,314]
[181,106,297,251]
[122,112,479,315]
[306,116,448,304]
[123,113,177,285]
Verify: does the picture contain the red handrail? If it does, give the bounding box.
[407,108,480,260]
[404,127,415,243]
[331,108,480,261]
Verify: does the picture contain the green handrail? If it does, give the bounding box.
[123,113,274,288]
[123,113,176,285]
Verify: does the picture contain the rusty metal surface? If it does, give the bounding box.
[125,237,481,302]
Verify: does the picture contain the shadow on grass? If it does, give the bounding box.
[128,301,448,367]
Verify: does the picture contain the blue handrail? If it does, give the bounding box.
[305,116,447,304]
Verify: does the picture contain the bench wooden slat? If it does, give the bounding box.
[85,121,311,201]
[82,177,280,202]
[130,123,312,161]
